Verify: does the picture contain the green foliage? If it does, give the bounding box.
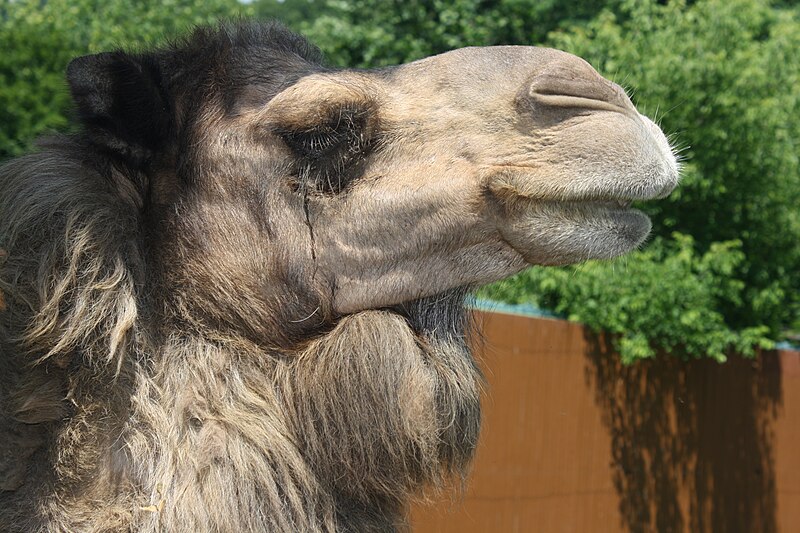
[480,234,775,364]
[0,0,252,160]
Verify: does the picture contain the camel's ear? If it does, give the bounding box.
[67,51,169,165]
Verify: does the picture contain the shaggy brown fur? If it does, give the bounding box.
[0,22,677,532]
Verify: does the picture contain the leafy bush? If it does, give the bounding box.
[479,234,774,363]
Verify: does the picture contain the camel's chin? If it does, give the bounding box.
[501,201,652,266]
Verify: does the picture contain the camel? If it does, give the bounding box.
[0,22,678,532]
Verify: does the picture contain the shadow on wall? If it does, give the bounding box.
[585,333,782,533]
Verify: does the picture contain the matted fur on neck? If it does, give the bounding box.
[0,139,143,373]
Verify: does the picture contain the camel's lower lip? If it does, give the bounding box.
[500,199,653,266]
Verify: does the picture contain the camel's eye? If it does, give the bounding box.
[278,106,374,194]
[278,107,370,159]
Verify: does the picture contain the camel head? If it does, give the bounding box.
[266,46,680,315]
[65,23,678,341]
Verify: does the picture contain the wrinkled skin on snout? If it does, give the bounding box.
[225,46,679,319]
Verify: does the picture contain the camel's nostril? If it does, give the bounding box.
[525,56,636,114]
[527,76,635,114]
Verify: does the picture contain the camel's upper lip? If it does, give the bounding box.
[483,159,680,206]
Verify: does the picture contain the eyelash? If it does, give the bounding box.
[279,111,373,194]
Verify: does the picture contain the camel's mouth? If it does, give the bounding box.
[601,199,632,209]
[483,106,680,267]
[498,199,652,266]
[525,196,654,224]
[558,199,652,234]
[568,198,635,211]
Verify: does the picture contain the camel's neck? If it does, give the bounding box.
[128,307,481,532]
[121,333,338,531]
[12,304,481,532]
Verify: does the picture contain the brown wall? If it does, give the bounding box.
[411,310,800,533]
